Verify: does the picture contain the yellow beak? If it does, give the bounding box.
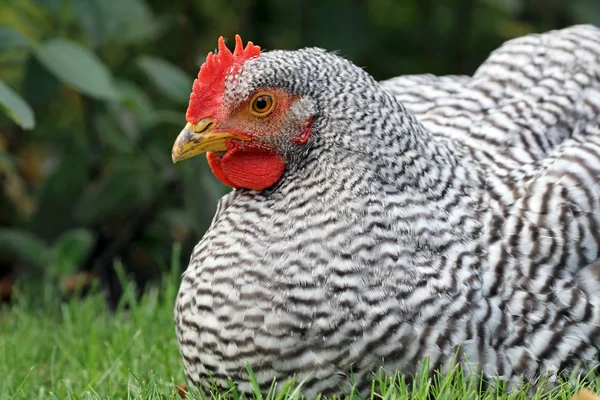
[171,118,249,163]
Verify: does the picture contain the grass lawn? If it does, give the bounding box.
[0,263,184,400]
[1,259,599,399]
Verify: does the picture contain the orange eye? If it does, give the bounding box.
[250,93,275,116]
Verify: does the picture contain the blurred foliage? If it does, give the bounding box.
[0,0,598,303]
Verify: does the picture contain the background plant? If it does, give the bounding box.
[1,0,599,302]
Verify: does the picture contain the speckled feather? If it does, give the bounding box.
[175,25,600,396]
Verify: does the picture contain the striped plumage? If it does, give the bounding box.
[173,25,600,395]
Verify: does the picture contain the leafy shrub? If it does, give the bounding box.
[0,0,597,301]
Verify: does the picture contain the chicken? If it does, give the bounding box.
[171,25,600,396]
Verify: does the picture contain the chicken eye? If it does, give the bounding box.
[250,94,274,116]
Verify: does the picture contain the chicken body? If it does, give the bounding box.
[174,25,600,395]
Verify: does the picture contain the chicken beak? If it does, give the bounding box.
[171,119,249,163]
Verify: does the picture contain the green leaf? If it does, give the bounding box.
[0,228,48,267]
[93,111,134,154]
[137,55,192,104]
[34,38,119,100]
[480,0,521,15]
[50,228,95,276]
[572,1,600,27]
[75,159,162,225]
[100,0,161,43]
[0,80,35,129]
[309,1,369,62]
[152,109,185,125]
[36,0,63,14]
[28,137,90,240]
[72,0,161,45]
[116,79,154,125]
[70,0,105,46]
[0,27,32,50]
[22,54,60,114]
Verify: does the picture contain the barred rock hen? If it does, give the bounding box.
[172,25,600,395]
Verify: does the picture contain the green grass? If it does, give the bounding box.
[0,263,183,400]
[1,258,599,399]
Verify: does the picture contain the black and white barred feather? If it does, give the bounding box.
[175,25,600,396]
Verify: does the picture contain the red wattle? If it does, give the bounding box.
[220,142,286,191]
[206,142,285,191]
[206,152,235,187]
[291,117,313,145]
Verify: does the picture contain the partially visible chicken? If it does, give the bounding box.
[382,26,600,170]
[172,26,600,396]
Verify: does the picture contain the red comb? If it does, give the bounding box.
[186,35,261,124]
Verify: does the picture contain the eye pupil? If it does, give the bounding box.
[256,97,268,110]
[251,94,273,115]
